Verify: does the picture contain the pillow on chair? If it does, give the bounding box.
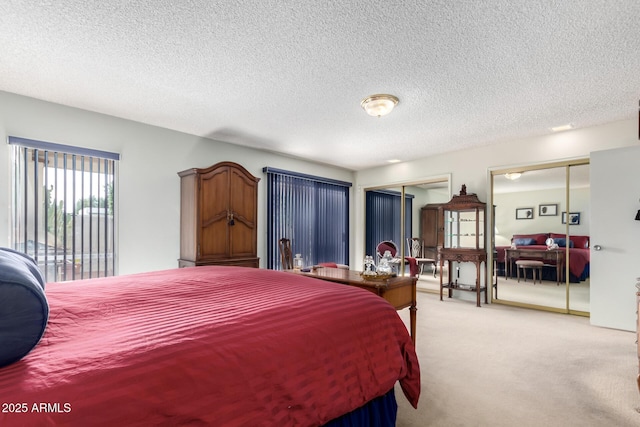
[0,248,49,368]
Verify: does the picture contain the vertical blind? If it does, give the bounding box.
[8,136,119,282]
[365,190,413,258]
[264,167,351,269]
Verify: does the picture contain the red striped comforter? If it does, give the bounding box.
[0,266,420,426]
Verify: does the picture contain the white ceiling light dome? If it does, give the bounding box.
[361,94,399,117]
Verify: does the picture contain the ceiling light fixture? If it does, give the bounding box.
[504,172,522,180]
[551,123,574,132]
[361,94,399,117]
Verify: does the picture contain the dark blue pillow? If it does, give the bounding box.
[0,247,46,290]
[0,248,49,368]
[513,238,536,246]
[554,238,574,248]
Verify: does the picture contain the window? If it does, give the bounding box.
[263,167,351,269]
[9,136,119,282]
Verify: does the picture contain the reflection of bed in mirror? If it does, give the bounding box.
[496,233,590,283]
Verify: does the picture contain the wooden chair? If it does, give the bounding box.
[278,238,293,270]
[406,237,437,278]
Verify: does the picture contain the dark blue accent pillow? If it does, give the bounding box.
[554,238,574,248]
[0,247,46,290]
[513,238,536,246]
[0,248,49,368]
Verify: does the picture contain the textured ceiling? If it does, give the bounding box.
[1,1,639,170]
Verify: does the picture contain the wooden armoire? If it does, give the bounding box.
[420,203,444,261]
[178,161,260,268]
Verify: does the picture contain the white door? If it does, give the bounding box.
[590,145,640,331]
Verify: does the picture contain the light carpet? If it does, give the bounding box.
[394,291,639,426]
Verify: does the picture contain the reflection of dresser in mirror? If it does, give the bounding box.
[420,203,444,261]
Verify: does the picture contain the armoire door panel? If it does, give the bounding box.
[229,166,258,257]
[230,223,256,257]
[201,168,231,220]
[230,172,257,221]
[200,219,230,258]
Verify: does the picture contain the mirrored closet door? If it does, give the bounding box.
[364,179,450,292]
[492,160,590,315]
[567,163,590,314]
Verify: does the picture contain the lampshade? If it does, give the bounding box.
[504,172,522,180]
[361,94,399,117]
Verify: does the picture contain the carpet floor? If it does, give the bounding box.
[394,291,639,426]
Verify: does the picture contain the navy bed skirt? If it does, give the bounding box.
[497,262,589,283]
[323,388,397,427]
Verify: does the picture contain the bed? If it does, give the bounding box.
[496,233,590,283]
[0,250,420,426]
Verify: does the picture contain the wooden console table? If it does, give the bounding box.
[439,248,488,307]
[289,268,417,344]
[504,248,565,285]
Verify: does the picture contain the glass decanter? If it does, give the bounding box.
[362,255,377,276]
[376,250,393,275]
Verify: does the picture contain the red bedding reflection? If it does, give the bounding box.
[0,266,419,426]
[496,245,590,280]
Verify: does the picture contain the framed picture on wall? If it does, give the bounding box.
[516,207,534,220]
[539,203,558,216]
[562,212,581,225]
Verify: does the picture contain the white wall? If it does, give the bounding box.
[0,91,354,274]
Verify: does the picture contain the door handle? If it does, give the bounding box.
[593,245,602,251]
